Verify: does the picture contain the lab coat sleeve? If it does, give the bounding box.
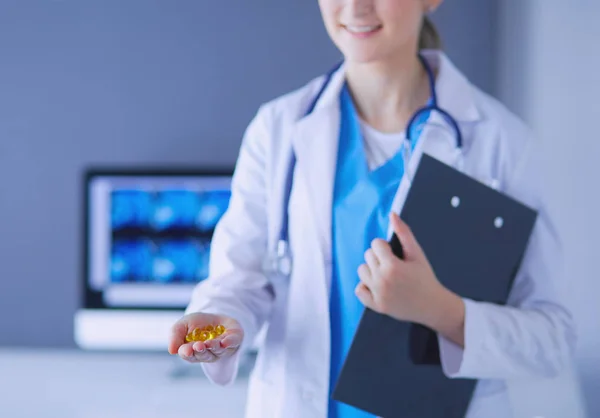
[437,133,577,380]
[184,106,275,386]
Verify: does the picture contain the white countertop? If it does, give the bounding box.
[0,348,250,418]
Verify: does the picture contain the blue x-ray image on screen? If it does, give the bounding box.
[152,239,211,283]
[110,238,211,284]
[196,190,231,231]
[151,190,201,231]
[111,190,153,230]
[107,183,230,284]
[110,239,154,282]
[111,189,231,233]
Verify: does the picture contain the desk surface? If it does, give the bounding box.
[0,348,249,418]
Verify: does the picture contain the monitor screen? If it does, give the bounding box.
[83,169,233,310]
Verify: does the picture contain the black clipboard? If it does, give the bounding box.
[331,153,538,418]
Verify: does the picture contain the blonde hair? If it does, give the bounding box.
[419,16,442,50]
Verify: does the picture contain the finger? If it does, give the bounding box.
[390,213,422,260]
[192,341,208,353]
[220,330,243,350]
[364,248,380,271]
[169,321,188,355]
[191,348,219,363]
[355,282,375,308]
[179,342,217,363]
[178,342,195,358]
[370,238,395,263]
[192,342,219,362]
[357,263,375,289]
[205,338,227,356]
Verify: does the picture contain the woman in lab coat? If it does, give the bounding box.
[169,0,579,417]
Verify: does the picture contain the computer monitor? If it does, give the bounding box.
[75,167,233,350]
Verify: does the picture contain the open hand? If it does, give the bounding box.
[168,313,244,363]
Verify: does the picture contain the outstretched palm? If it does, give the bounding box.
[169,313,244,363]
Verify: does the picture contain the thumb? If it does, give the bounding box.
[168,320,188,355]
[390,213,423,261]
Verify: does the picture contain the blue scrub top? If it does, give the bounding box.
[328,84,431,418]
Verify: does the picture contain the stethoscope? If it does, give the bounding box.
[264,54,464,277]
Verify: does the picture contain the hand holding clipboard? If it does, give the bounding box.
[355,212,466,350]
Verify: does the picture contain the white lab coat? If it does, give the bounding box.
[186,51,584,418]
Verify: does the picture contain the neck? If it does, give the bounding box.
[344,54,430,133]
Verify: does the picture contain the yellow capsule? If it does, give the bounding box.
[208,332,217,340]
[199,330,210,342]
[204,325,214,332]
[185,333,194,343]
[192,328,204,341]
[215,325,226,336]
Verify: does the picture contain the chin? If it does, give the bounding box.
[337,40,390,64]
[342,51,386,65]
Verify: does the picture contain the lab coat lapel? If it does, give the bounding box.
[290,104,340,273]
[286,64,346,284]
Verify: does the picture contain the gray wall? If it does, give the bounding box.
[0,1,496,347]
[497,1,599,415]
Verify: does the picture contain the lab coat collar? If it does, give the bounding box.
[420,49,482,123]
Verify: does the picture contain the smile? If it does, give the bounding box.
[344,24,383,35]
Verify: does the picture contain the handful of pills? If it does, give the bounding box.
[185,324,226,343]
